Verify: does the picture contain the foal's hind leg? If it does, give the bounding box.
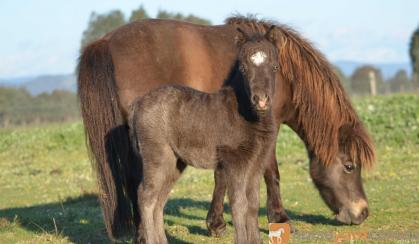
[153,159,186,243]
[137,145,175,244]
[206,166,227,237]
[223,161,250,244]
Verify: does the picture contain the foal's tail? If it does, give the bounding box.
[77,39,136,240]
[127,100,142,162]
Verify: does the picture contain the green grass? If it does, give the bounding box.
[0,94,418,243]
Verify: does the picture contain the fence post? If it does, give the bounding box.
[369,71,377,96]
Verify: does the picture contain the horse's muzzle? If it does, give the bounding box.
[335,200,369,225]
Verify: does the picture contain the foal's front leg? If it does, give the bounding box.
[245,171,262,243]
[226,169,249,244]
[206,146,291,236]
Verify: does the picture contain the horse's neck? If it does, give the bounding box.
[284,111,316,155]
[285,119,312,154]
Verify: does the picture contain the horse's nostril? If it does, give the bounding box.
[361,208,369,218]
[252,95,259,103]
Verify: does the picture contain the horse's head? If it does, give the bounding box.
[235,26,279,114]
[309,124,374,225]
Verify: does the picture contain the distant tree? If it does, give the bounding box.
[333,66,350,93]
[156,10,211,25]
[184,14,212,25]
[350,65,385,95]
[80,10,126,49]
[388,69,411,93]
[129,5,150,22]
[409,25,419,88]
[156,10,173,20]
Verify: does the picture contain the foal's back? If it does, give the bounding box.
[130,85,255,169]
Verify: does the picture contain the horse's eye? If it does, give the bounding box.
[273,65,279,72]
[343,163,355,173]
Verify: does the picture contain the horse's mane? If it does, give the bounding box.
[226,15,375,168]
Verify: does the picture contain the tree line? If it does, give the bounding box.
[336,65,415,95]
[0,87,79,127]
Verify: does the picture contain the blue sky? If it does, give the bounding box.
[0,0,418,78]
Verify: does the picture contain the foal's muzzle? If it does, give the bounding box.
[252,94,270,111]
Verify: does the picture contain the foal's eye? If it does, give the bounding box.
[343,163,355,173]
[272,65,279,72]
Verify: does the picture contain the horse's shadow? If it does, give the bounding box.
[0,194,338,243]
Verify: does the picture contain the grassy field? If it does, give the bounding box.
[0,94,418,243]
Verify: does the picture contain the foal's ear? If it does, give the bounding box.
[265,25,278,44]
[235,27,249,47]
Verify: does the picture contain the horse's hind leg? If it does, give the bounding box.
[264,148,290,224]
[206,166,227,237]
[153,158,186,243]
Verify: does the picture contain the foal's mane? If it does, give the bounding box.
[226,16,375,168]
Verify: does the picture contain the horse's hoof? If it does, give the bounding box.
[268,210,298,233]
[268,209,290,224]
[207,218,227,237]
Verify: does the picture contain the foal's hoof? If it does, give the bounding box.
[206,217,227,237]
[134,233,146,244]
[287,221,298,233]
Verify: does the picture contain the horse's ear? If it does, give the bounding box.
[235,27,248,47]
[265,25,278,43]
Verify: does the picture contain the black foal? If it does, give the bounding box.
[129,27,280,244]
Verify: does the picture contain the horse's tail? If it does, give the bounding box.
[77,38,135,240]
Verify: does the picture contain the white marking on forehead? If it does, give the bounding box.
[250,51,267,66]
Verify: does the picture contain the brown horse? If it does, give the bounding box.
[129,28,279,243]
[77,16,375,240]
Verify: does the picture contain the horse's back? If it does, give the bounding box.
[106,19,239,115]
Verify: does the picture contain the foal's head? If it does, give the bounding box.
[235,27,279,113]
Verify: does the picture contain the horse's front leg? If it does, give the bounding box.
[206,166,227,237]
[264,148,291,224]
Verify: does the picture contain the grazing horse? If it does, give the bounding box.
[129,28,279,244]
[77,16,375,240]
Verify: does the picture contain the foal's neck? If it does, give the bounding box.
[216,83,275,137]
[220,72,261,123]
